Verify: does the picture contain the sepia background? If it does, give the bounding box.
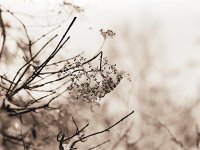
[1,0,200,149]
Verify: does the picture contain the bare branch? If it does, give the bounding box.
[66,110,134,149]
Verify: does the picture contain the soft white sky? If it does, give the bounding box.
[1,0,200,106]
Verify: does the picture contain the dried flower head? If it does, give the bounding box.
[63,52,124,106]
[100,29,116,39]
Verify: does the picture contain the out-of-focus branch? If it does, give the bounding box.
[0,4,33,59]
[196,125,200,148]
[0,7,6,58]
[88,139,110,150]
[110,123,133,150]
[141,112,185,150]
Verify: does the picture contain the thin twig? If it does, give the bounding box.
[88,139,110,150]
[70,110,134,149]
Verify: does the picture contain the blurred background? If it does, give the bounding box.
[1,0,200,149]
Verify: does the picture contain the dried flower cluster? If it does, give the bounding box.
[100,29,116,39]
[56,51,124,105]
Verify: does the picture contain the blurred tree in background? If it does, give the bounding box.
[106,19,200,150]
